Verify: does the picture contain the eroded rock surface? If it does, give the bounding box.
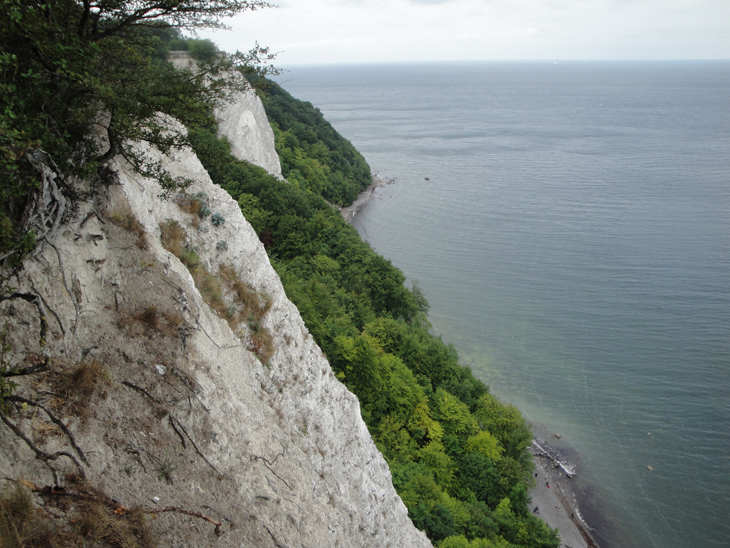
[0,137,430,547]
[215,89,283,179]
[168,51,282,178]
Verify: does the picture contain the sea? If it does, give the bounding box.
[272,61,730,548]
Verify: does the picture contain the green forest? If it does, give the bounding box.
[188,84,560,547]
[1,2,559,546]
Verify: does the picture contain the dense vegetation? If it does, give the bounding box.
[248,73,372,207]
[189,90,560,546]
[1,4,558,544]
[0,0,276,268]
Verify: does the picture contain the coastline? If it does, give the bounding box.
[342,176,602,548]
[339,172,394,223]
[529,439,600,548]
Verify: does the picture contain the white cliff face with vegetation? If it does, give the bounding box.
[0,109,429,546]
[169,51,283,179]
[215,88,283,179]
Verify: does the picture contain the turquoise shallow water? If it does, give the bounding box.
[274,61,730,548]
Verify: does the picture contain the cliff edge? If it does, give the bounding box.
[0,116,430,546]
[168,51,283,179]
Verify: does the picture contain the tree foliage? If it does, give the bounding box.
[189,107,559,548]
[0,0,276,266]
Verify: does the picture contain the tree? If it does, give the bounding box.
[460,453,501,508]
[0,0,277,266]
[189,39,219,61]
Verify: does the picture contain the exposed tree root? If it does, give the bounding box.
[0,413,86,477]
[16,478,224,536]
[146,506,224,536]
[122,380,222,476]
[168,415,222,476]
[8,394,89,466]
[0,292,50,348]
[251,451,292,490]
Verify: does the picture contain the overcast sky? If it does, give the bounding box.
[198,0,729,65]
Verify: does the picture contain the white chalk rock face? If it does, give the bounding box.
[0,117,430,547]
[215,89,283,179]
[167,51,283,179]
[116,139,425,546]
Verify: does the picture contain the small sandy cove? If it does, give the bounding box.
[529,442,600,548]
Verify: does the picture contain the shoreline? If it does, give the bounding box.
[342,173,601,548]
[339,172,394,223]
[529,439,601,548]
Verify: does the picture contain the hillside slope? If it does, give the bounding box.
[0,121,431,547]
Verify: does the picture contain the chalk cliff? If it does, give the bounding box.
[168,51,283,179]
[0,111,429,546]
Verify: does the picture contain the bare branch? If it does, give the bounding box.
[0,413,86,476]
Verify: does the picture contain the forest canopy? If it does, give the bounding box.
[188,80,560,547]
[248,74,372,207]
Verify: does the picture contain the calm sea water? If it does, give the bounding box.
[273,61,730,548]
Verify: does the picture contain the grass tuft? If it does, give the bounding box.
[0,485,57,547]
[159,220,185,257]
[119,306,184,338]
[0,482,158,548]
[174,192,210,227]
[157,223,274,363]
[218,264,274,362]
[110,212,148,249]
[190,267,228,322]
[53,361,110,418]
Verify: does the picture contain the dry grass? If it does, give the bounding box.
[0,483,158,548]
[157,224,275,363]
[218,264,272,323]
[53,361,110,418]
[173,192,210,227]
[119,306,184,338]
[248,323,274,364]
[159,220,185,258]
[0,485,58,548]
[158,222,230,323]
[218,264,274,363]
[110,213,148,249]
[190,267,230,324]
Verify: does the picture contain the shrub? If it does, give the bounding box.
[211,212,225,227]
[188,39,218,62]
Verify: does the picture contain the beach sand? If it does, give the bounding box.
[529,442,600,548]
[339,173,393,223]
